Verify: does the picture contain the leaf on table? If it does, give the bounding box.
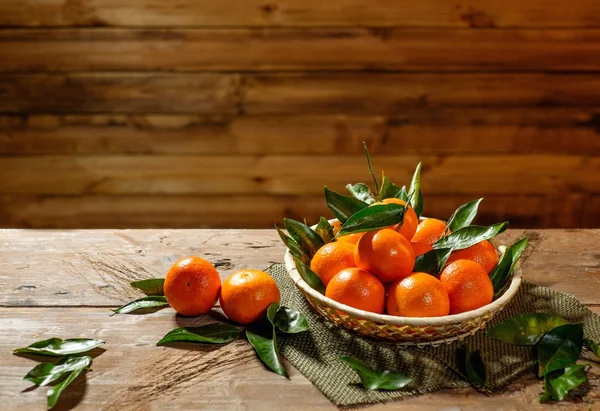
[14,338,105,357]
[460,345,486,387]
[407,163,423,217]
[283,218,324,257]
[413,247,452,276]
[110,296,169,316]
[157,323,240,345]
[324,186,369,224]
[346,182,376,204]
[130,278,165,296]
[47,357,91,409]
[276,225,308,264]
[378,173,403,200]
[338,203,406,236]
[432,222,509,251]
[489,237,529,297]
[538,323,584,377]
[487,313,570,346]
[267,303,309,334]
[245,327,287,377]
[293,257,326,294]
[540,364,588,403]
[584,338,600,358]
[446,198,483,232]
[340,356,412,391]
[24,356,92,386]
[314,217,335,244]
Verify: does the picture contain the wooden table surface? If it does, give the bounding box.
[1,229,599,410]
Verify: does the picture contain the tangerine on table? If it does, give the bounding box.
[439,260,494,315]
[410,218,449,256]
[164,256,221,317]
[445,240,499,274]
[325,268,385,314]
[386,273,450,317]
[331,220,364,245]
[355,228,415,284]
[219,269,280,325]
[310,241,356,286]
[376,198,418,240]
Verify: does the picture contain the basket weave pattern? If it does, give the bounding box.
[284,237,522,346]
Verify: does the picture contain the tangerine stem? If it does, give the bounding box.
[362,141,380,199]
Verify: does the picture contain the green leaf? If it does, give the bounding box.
[464,346,486,387]
[24,356,92,386]
[379,174,403,200]
[413,248,452,276]
[267,303,309,334]
[339,356,412,391]
[110,296,169,316]
[157,323,240,345]
[540,364,588,403]
[362,141,380,199]
[433,222,509,251]
[407,163,423,217]
[446,198,483,232]
[338,203,406,236]
[346,182,376,204]
[245,328,287,377]
[538,323,584,376]
[130,278,165,296]
[314,217,335,243]
[283,218,324,257]
[47,358,91,409]
[395,186,409,201]
[584,338,600,358]
[276,225,308,264]
[14,338,105,357]
[293,257,326,294]
[324,186,369,223]
[487,313,570,345]
[490,237,529,297]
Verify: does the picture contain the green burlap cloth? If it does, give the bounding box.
[266,263,600,406]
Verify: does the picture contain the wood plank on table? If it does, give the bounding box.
[2,110,600,155]
[3,28,600,72]
[1,229,599,307]
[0,155,598,196]
[3,73,600,114]
[0,194,587,230]
[1,0,599,28]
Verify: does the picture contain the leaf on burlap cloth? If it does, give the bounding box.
[265,264,600,407]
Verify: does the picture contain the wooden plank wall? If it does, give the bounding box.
[0,1,599,229]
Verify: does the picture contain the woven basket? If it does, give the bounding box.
[284,222,522,346]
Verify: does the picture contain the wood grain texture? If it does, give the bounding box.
[1,0,600,28]
[0,229,599,410]
[3,73,600,115]
[1,229,599,306]
[2,111,600,155]
[0,155,598,196]
[0,194,572,229]
[3,28,600,72]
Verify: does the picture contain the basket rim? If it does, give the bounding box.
[284,220,522,326]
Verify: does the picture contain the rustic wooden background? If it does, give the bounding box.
[0,1,599,229]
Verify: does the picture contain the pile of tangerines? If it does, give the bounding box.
[312,198,497,318]
[163,258,280,324]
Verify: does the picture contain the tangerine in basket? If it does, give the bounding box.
[439,260,493,315]
[164,256,221,316]
[325,268,385,314]
[410,218,449,256]
[220,269,280,325]
[377,198,418,240]
[331,220,364,245]
[386,272,450,317]
[445,240,499,274]
[310,242,356,286]
[355,228,415,284]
